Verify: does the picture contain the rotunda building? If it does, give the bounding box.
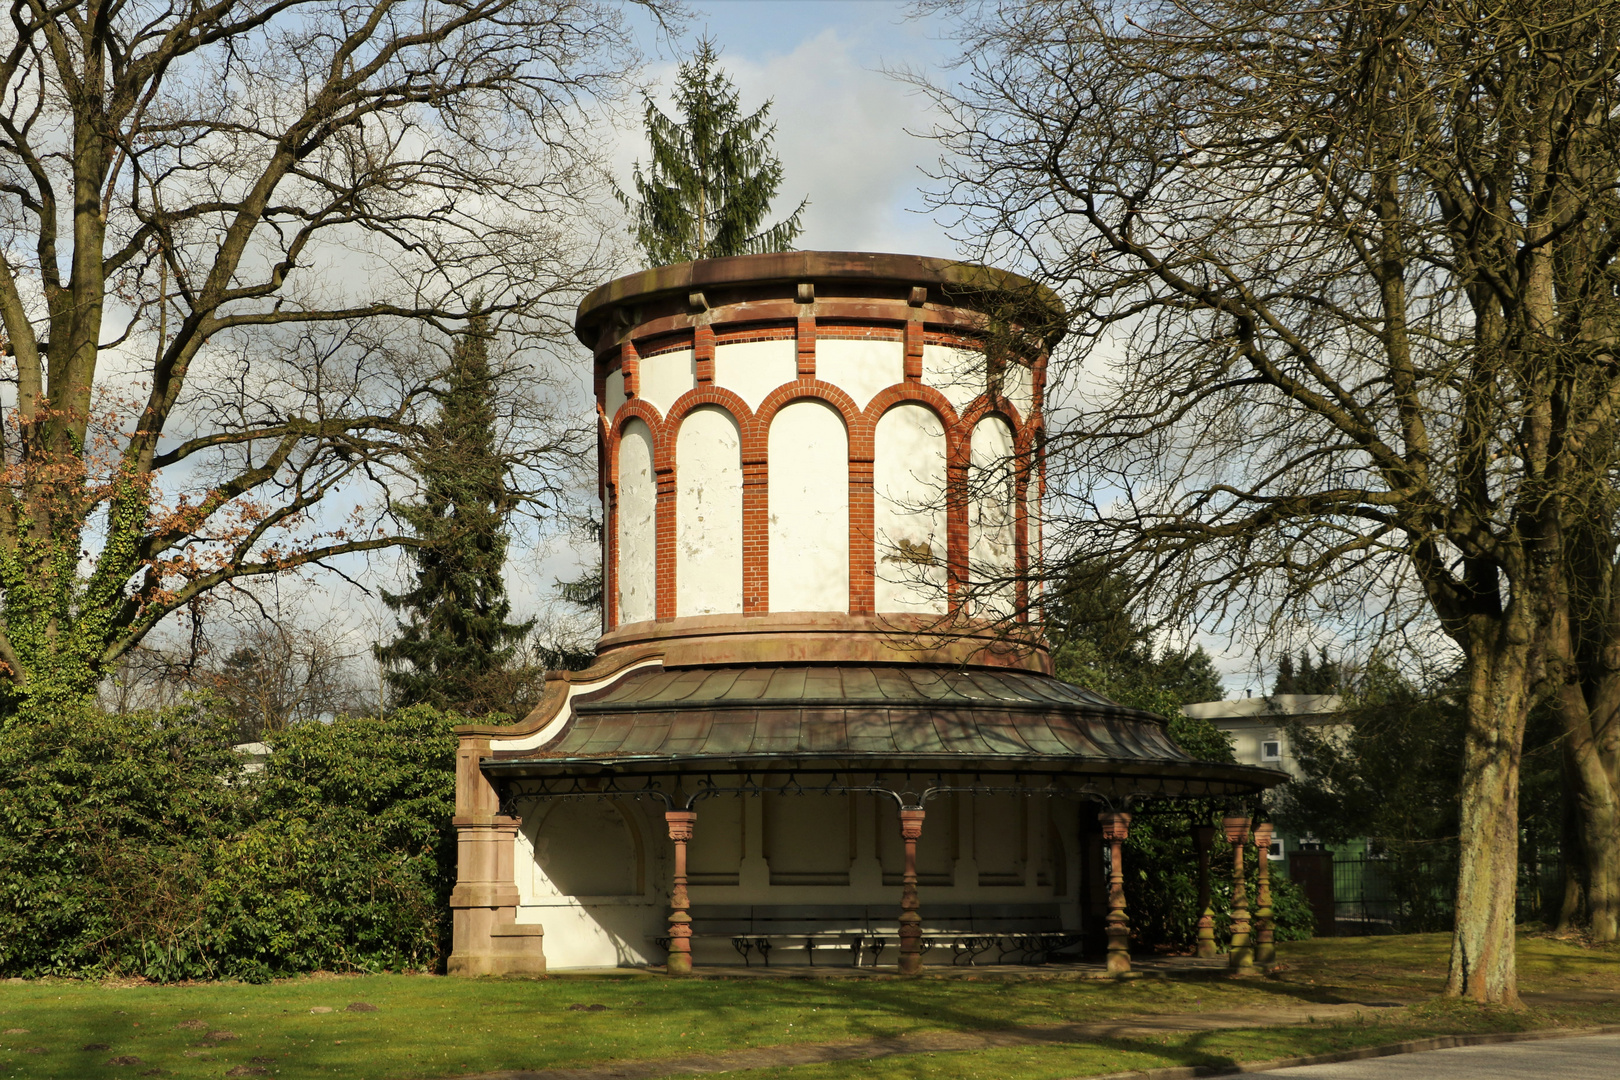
[448,252,1285,976]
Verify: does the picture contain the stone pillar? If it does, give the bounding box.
[447,734,546,976]
[898,807,926,974]
[665,809,698,975]
[1254,822,1276,966]
[1100,811,1132,974]
[1224,812,1254,972]
[1191,823,1217,959]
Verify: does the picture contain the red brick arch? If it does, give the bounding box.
[655,393,753,622]
[754,380,862,432]
[658,387,757,463]
[857,389,958,614]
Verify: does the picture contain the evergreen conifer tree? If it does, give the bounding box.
[621,38,807,265]
[376,318,533,714]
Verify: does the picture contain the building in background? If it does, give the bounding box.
[1182,695,1345,867]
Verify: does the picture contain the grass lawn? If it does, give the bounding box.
[0,932,1615,1080]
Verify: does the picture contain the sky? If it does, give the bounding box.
[614,1,962,258]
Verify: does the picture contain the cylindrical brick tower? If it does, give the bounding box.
[446,253,1284,977]
[578,251,1056,672]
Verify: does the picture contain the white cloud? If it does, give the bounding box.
[608,26,955,260]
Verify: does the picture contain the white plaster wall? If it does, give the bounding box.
[922,344,987,416]
[969,416,1017,618]
[514,800,659,969]
[873,403,947,613]
[638,348,695,415]
[616,420,657,624]
[714,339,796,411]
[676,407,744,616]
[765,793,853,885]
[816,339,905,410]
[1003,362,1034,419]
[769,400,850,612]
[603,369,626,420]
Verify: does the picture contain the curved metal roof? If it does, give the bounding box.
[484,664,1287,796]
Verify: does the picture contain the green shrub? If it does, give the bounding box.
[0,702,459,979]
[0,702,246,978]
[206,706,457,978]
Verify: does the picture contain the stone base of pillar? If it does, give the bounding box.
[1195,909,1218,960]
[448,814,547,977]
[447,908,547,976]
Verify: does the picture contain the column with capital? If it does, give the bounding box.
[1224,812,1254,971]
[898,808,927,974]
[665,809,698,975]
[1099,811,1133,974]
[1254,821,1276,966]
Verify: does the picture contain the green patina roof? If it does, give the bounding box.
[484,664,1286,796]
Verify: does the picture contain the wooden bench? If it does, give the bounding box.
[666,904,1082,967]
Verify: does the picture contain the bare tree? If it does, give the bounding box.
[0,0,671,712]
[205,601,374,739]
[918,0,1620,1002]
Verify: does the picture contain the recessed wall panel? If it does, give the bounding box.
[921,344,986,416]
[714,339,796,412]
[615,419,656,625]
[676,407,743,616]
[816,339,905,410]
[874,403,948,613]
[769,400,849,612]
[638,348,695,415]
[969,415,1017,618]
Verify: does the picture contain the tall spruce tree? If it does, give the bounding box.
[622,37,807,265]
[376,319,533,714]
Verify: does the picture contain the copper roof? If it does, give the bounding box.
[484,665,1287,795]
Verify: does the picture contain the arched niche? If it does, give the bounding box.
[768,399,850,612]
[874,402,948,613]
[968,415,1017,618]
[676,406,744,616]
[616,419,657,624]
[528,800,644,898]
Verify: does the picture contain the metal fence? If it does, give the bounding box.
[1329,853,1561,934]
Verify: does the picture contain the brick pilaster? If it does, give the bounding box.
[904,318,924,382]
[946,452,969,612]
[694,324,715,384]
[621,339,640,399]
[797,315,816,377]
[848,445,875,616]
[655,464,676,620]
[742,455,769,613]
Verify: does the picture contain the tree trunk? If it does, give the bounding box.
[1447,636,1532,1005]
[1556,765,1587,934]
[1566,723,1620,941]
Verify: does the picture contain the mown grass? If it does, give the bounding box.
[715,998,1620,1080]
[0,932,1615,1080]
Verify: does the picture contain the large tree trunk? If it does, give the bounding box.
[1564,703,1620,941]
[1556,761,1587,934]
[1447,632,1532,1005]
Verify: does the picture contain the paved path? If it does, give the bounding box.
[462,1001,1406,1080]
[1264,1031,1620,1078]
